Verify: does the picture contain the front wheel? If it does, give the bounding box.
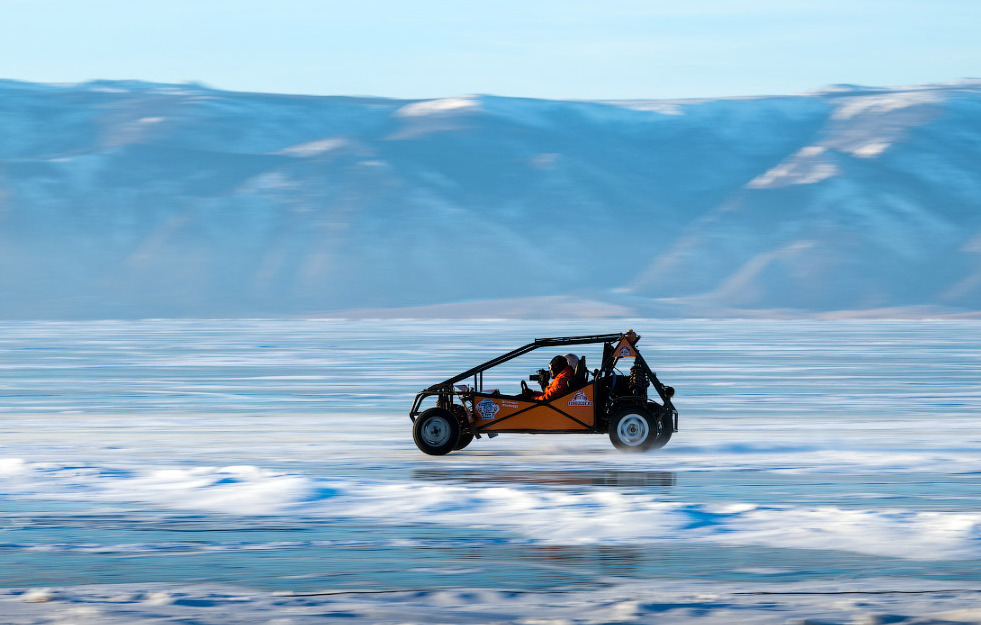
[454,427,474,450]
[608,405,661,452]
[412,408,460,456]
[450,405,474,450]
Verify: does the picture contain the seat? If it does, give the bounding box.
[572,355,588,388]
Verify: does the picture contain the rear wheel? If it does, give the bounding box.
[412,408,460,456]
[648,408,674,449]
[608,405,661,452]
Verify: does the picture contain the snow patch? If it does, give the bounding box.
[746,146,839,188]
[4,459,980,560]
[279,137,348,157]
[4,579,981,625]
[616,101,685,115]
[851,142,891,158]
[20,589,56,603]
[239,171,298,192]
[397,97,480,117]
[0,458,28,476]
[832,90,944,120]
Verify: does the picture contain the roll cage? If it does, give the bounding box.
[409,331,676,425]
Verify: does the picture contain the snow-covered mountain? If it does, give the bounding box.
[1,79,980,318]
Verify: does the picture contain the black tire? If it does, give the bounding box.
[608,404,661,452]
[454,427,474,450]
[450,405,474,450]
[412,408,460,456]
[647,409,674,449]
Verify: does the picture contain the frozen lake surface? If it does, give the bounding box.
[2,319,980,624]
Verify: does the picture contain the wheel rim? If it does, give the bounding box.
[421,416,453,447]
[617,413,649,446]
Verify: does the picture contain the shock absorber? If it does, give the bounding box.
[629,364,648,398]
[437,392,452,410]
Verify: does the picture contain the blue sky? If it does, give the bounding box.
[1,0,979,100]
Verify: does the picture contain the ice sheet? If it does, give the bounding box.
[5,579,981,625]
[2,319,980,623]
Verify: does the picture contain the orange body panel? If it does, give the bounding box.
[470,385,596,432]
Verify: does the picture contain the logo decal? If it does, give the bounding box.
[475,398,500,420]
[568,390,593,407]
[613,337,637,359]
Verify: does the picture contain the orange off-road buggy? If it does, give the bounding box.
[409,331,678,455]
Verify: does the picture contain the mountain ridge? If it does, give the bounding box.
[1,79,979,318]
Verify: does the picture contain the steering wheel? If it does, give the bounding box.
[520,379,530,396]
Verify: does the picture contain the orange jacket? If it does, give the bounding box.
[534,365,574,401]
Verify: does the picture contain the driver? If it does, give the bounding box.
[526,355,575,401]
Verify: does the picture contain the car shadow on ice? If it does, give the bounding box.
[412,468,676,488]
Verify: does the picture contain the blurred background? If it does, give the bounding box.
[1,1,980,319]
